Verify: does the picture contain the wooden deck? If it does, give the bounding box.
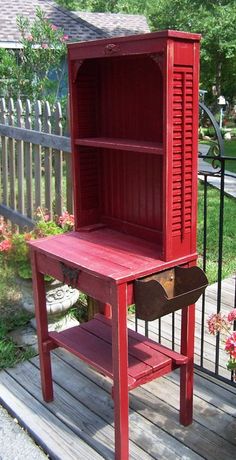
[0,276,235,459]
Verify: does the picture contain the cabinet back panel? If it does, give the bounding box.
[77,56,163,142]
[76,62,100,138]
[101,150,163,234]
[99,56,163,141]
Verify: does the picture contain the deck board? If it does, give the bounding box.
[0,348,235,460]
[0,276,235,459]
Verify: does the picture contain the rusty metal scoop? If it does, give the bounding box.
[135,266,208,321]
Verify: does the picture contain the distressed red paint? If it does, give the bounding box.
[29,30,202,460]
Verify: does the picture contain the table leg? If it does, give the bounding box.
[87,297,112,320]
[31,251,53,402]
[112,283,129,460]
[180,303,195,425]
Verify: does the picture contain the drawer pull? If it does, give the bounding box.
[104,43,120,55]
[60,262,80,288]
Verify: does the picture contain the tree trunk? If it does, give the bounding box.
[215,59,222,96]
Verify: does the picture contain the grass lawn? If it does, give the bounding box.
[223,140,236,173]
[0,265,36,369]
[198,181,236,284]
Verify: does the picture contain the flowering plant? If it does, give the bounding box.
[16,7,68,101]
[207,309,236,380]
[0,7,68,101]
[0,209,74,279]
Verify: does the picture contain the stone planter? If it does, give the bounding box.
[17,277,80,327]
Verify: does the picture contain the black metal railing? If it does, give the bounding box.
[135,101,236,386]
[197,102,236,385]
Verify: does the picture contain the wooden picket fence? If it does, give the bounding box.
[0,97,73,227]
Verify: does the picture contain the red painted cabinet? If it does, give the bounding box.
[68,30,200,262]
[29,31,207,460]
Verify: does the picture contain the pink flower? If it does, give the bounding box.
[227,309,236,322]
[225,332,236,359]
[207,313,229,335]
[207,311,236,378]
[58,211,74,229]
[44,214,50,222]
[27,34,33,41]
[0,239,12,252]
[61,34,69,42]
[42,43,49,49]
[50,24,58,31]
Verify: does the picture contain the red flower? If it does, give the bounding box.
[0,239,12,252]
[60,34,69,42]
[225,332,236,359]
[58,211,74,229]
[207,313,229,335]
[227,309,236,322]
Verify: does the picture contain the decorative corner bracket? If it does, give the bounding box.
[72,60,84,83]
[150,53,164,73]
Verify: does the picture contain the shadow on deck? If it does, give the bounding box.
[0,347,235,460]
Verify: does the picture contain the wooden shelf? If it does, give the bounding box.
[75,137,163,155]
[49,314,188,391]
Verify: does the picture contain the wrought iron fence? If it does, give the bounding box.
[134,101,236,387]
[0,97,235,385]
[196,102,236,385]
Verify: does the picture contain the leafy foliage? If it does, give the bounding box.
[57,0,236,104]
[0,7,67,101]
[149,0,236,103]
[0,266,36,369]
[0,210,74,279]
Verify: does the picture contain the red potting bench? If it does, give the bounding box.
[29,30,207,460]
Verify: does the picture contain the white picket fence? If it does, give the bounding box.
[0,97,73,227]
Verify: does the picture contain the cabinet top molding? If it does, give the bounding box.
[67,29,201,52]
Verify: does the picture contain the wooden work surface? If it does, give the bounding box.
[29,228,196,283]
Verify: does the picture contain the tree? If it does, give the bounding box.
[0,8,67,101]
[149,0,236,104]
[57,0,236,105]
[0,49,19,98]
[57,0,149,15]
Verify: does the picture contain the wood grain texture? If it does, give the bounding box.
[0,369,104,460]
[1,348,234,460]
[49,314,172,390]
[29,228,197,283]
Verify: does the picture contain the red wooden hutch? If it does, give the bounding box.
[29,30,207,460]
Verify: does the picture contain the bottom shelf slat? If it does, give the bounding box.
[49,314,183,390]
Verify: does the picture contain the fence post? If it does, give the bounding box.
[25,99,33,218]
[44,101,53,217]
[16,99,24,215]
[34,100,42,210]
[54,102,63,216]
[8,98,16,211]
[0,98,8,206]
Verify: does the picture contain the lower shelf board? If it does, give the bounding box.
[49,314,188,391]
